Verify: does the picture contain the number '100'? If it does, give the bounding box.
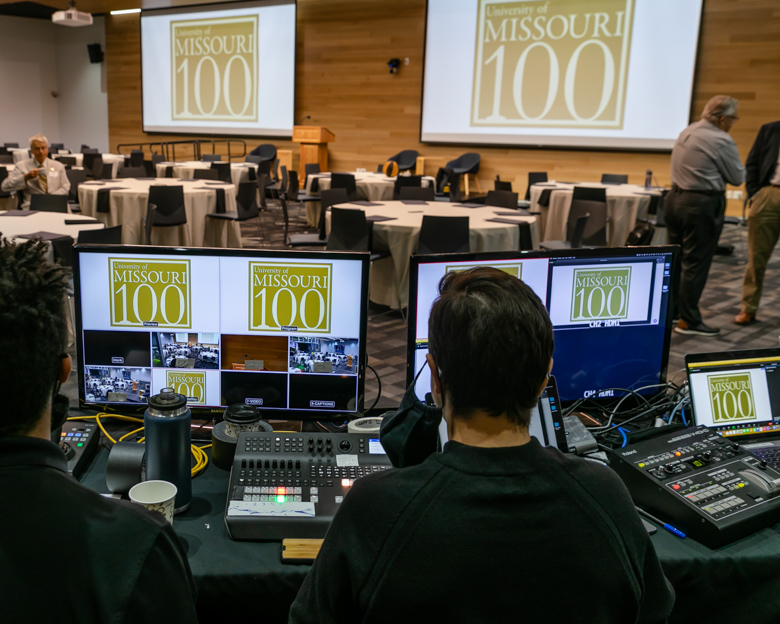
[176,55,252,117]
[485,40,616,121]
[252,287,326,330]
[114,283,186,326]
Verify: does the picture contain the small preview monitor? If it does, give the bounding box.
[687,348,780,441]
[73,245,370,418]
[407,246,677,405]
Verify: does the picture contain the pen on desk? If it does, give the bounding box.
[635,506,687,539]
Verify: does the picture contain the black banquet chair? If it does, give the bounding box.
[77,225,123,245]
[416,215,470,255]
[193,169,219,181]
[485,189,519,209]
[211,162,232,183]
[445,153,481,196]
[206,182,261,230]
[393,175,422,200]
[525,172,549,200]
[601,174,628,185]
[330,173,357,201]
[119,166,146,179]
[144,186,188,245]
[30,194,69,213]
[387,150,419,173]
[249,144,277,163]
[399,186,435,201]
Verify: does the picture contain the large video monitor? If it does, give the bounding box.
[140,0,296,137]
[73,245,370,419]
[421,0,704,150]
[407,246,677,405]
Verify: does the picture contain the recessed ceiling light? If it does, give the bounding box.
[110,8,141,15]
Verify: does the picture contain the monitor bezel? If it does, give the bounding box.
[73,244,371,420]
[406,245,679,407]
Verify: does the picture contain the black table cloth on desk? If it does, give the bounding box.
[78,444,780,624]
[81,446,308,624]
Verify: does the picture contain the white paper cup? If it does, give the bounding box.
[129,480,177,524]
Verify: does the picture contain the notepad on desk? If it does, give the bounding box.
[365,215,397,222]
[349,200,382,207]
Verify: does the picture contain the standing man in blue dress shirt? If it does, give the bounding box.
[666,95,745,336]
[0,134,69,208]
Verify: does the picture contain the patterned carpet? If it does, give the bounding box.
[63,200,780,414]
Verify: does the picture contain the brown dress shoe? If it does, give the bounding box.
[733,311,756,325]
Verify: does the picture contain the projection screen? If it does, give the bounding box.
[141,0,296,137]
[421,0,704,150]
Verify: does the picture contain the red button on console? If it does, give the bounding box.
[672,484,680,490]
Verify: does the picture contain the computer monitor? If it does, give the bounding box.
[407,246,677,405]
[73,245,370,418]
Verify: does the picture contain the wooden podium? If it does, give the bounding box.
[292,125,335,172]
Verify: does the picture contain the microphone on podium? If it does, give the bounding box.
[297,115,311,125]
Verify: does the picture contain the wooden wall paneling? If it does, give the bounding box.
[106,0,780,198]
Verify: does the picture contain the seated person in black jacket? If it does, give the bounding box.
[0,238,198,623]
[290,267,674,624]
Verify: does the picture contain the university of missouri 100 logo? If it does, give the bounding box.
[570,266,631,321]
[707,373,756,424]
[472,0,634,128]
[249,263,332,333]
[171,15,258,122]
[166,371,206,405]
[109,258,191,328]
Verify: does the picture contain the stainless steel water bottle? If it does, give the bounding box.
[144,388,192,513]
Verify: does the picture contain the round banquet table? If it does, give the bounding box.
[304,171,437,228]
[326,200,539,309]
[0,210,104,259]
[529,182,662,246]
[155,161,258,188]
[77,177,241,248]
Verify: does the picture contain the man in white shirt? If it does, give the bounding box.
[0,134,70,208]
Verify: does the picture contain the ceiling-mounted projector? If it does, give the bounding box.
[52,1,93,27]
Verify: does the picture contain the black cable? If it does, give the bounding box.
[366,363,382,412]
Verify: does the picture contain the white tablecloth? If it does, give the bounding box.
[326,200,539,309]
[305,172,437,228]
[0,211,104,259]
[529,182,660,246]
[77,178,241,247]
[155,161,257,189]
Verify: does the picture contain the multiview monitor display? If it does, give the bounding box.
[407,246,677,404]
[73,246,370,418]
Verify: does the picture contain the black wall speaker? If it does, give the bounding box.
[87,43,104,64]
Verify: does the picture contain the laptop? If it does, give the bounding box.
[686,348,780,466]
[437,375,569,452]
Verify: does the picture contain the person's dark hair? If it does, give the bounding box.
[0,238,69,436]
[428,266,554,426]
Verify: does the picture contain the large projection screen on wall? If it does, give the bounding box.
[141,0,295,137]
[421,0,703,150]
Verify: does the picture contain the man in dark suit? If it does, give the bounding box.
[734,121,780,325]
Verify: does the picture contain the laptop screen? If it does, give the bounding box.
[687,349,780,440]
